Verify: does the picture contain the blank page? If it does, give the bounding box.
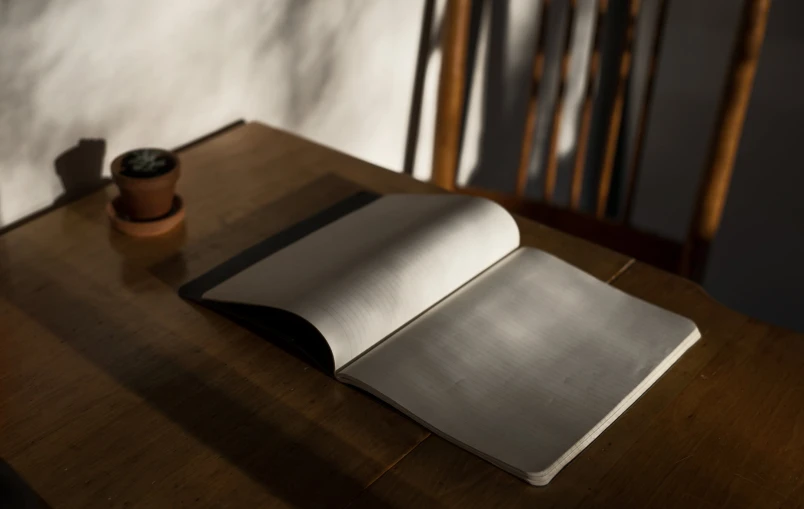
[203,194,519,370]
[340,248,699,485]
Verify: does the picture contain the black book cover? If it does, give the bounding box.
[179,191,380,373]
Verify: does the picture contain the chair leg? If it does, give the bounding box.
[682,0,771,280]
[432,0,473,190]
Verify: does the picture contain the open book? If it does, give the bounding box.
[181,193,699,485]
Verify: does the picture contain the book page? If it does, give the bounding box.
[339,248,699,484]
[202,194,519,370]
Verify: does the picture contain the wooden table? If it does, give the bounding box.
[2,122,803,509]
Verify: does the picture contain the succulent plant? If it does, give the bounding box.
[121,149,176,178]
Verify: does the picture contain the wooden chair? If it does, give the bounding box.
[432,0,770,279]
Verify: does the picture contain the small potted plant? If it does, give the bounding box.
[111,148,180,220]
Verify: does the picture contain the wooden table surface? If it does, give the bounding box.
[2,122,803,509]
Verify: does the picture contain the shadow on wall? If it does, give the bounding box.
[0,138,108,235]
[53,138,109,206]
[403,0,437,175]
[257,0,360,130]
[1,0,366,230]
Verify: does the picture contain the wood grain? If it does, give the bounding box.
[5,122,794,508]
[0,121,632,508]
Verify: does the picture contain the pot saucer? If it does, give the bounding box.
[106,195,185,237]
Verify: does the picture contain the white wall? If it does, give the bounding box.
[0,0,430,227]
[6,0,800,330]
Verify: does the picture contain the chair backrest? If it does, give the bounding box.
[432,0,770,276]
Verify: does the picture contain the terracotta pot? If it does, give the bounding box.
[111,148,180,220]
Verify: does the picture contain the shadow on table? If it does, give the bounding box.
[1,249,441,509]
[106,223,189,292]
[0,459,51,508]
